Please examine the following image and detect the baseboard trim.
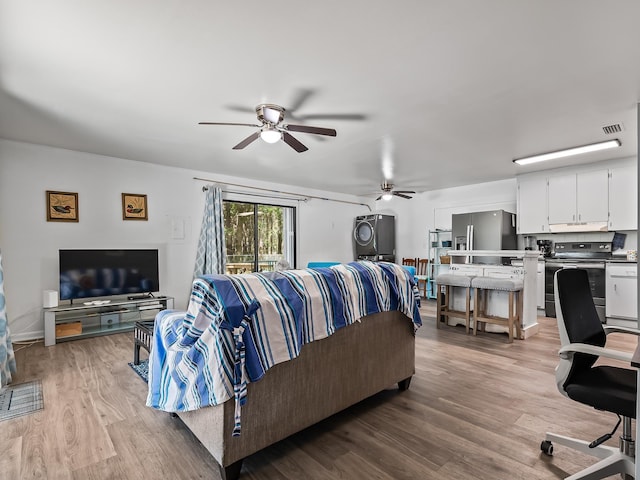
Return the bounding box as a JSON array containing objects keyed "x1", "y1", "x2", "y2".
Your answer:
[
  {"x1": 522, "y1": 322, "x2": 539, "y2": 339},
  {"x1": 10, "y1": 330, "x2": 44, "y2": 343}
]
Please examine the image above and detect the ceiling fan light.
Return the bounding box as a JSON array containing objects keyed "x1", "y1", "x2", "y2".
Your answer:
[
  {"x1": 382, "y1": 192, "x2": 393, "y2": 201},
  {"x1": 260, "y1": 128, "x2": 282, "y2": 144},
  {"x1": 263, "y1": 107, "x2": 281, "y2": 124}
]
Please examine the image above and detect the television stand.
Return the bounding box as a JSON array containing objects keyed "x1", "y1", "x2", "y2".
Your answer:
[
  {"x1": 43, "y1": 296, "x2": 173, "y2": 346},
  {"x1": 127, "y1": 293, "x2": 154, "y2": 300}
]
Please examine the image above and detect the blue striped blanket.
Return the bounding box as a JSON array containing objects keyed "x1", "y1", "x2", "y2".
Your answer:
[{"x1": 146, "y1": 261, "x2": 421, "y2": 434}]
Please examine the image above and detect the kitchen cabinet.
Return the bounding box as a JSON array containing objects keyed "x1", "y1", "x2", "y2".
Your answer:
[
  {"x1": 577, "y1": 170, "x2": 609, "y2": 223},
  {"x1": 547, "y1": 174, "x2": 576, "y2": 224},
  {"x1": 548, "y1": 170, "x2": 608, "y2": 225},
  {"x1": 606, "y1": 263, "x2": 637, "y2": 320},
  {"x1": 517, "y1": 176, "x2": 549, "y2": 234},
  {"x1": 608, "y1": 164, "x2": 637, "y2": 230}
]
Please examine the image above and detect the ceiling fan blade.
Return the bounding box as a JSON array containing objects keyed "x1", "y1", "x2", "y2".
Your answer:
[
  {"x1": 282, "y1": 132, "x2": 308, "y2": 152},
  {"x1": 394, "y1": 190, "x2": 416, "y2": 194},
  {"x1": 288, "y1": 88, "x2": 315, "y2": 112},
  {"x1": 375, "y1": 195, "x2": 383, "y2": 201},
  {"x1": 232, "y1": 132, "x2": 260, "y2": 150},
  {"x1": 199, "y1": 122, "x2": 261, "y2": 128},
  {"x1": 285, "y1": 124, "x2": 337, "y2": 137},
  {"x1": 295, "y1": 113, "x2": 368, "y2": 121},
  {"x1": 393, "y1": 192, "x2": 413, "y2": 199},
  {"x1": 224, "y1": 104, "x2": 256, "y2": 114}
]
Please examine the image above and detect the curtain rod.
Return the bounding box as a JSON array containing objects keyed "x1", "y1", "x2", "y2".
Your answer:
[
  {"x1": 194, "y1": 177, "x2": 372, "y2": 211},
  {"x1": 216, "y1": 189, "x2": 307, "y2": 202}
]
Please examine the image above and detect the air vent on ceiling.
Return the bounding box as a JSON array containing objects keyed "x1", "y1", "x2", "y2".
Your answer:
[{"x1": 602, "y1": 123, "x2": 624, "y2": 135}]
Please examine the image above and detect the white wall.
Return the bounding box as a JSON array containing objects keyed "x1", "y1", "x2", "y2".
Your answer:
[
  {"x1": 0, "y1": 139, "x2": 371, "y2": 340},
  {"x1": 4, "y1": 138, "x2": 633, "y2": 341}
]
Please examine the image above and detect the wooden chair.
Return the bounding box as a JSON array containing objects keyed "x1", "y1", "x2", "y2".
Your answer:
[
  {"x1": 402, "y1": 257, "x2": 417, "y2": 267},
  {"x1": 415, "y1": 258, "x2": 429, "y2": 297}
]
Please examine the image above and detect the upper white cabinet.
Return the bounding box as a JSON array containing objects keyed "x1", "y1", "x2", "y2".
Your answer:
[
  {"x1": 547, "y1": 169, "x2": 609, "y2": 226},
  {"x1": 517, "y1": 161, "x2": 635, "y2": 234},
  {"x1": 547, "y1": 173, "x2": 577, "y2": 224},
  {"x1": 517, "y1": 176, "x2": 548, "y2": 234},
  {"x1": 576, "y1": 170, "x2": 609, "y2": 223},
  {"x1": 608, "y1": 164, "x2": 637, "y2": 230}
]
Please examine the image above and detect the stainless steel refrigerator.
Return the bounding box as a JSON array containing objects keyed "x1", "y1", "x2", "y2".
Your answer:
[{"x1": 451, "y1": 210, "x2": 517, "y2": 264}]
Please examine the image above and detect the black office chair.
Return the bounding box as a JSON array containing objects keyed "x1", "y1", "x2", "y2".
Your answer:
[{"x1": 541, "y1": 268, "x2": 637, "y2": 479}]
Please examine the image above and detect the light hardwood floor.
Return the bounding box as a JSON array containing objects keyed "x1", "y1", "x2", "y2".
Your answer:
[{"x1": 3, "y1": 301, "x2": 636, "y2": 479}]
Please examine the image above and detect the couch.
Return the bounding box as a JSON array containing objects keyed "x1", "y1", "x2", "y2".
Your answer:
[
  {"x1": 146, "y1": 261, "x2": 420, "y2": 479},
  {"x1": 178, "y1": 309, "x2": 415, "y2": 479}
]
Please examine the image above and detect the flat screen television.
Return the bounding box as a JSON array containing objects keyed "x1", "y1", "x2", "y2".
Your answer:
[{"x1": 59, "y1": 249, "x2": 159, "y2": 301}]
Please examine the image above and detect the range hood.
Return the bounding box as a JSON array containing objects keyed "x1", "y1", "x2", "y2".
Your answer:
[{"x1": 548, "y1": 221, "x2": 608, "y2": 233}]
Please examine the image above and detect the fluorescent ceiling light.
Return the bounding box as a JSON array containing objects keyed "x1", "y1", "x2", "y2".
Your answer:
[
  {"x1": 513, "y1": 139, "x2": 621, "y2": 166},
  {"x1": 260, "y1": 128, "x2": 282, "y2": 144}
]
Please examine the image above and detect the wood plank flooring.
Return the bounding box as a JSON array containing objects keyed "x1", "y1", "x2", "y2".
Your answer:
[{"x1": 4, "y1": 301, "x2": 636, "y2": 479}]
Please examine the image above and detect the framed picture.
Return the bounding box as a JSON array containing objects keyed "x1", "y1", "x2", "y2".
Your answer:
[
  {"x1": 47, "y1": 191, "x2": 79, "y2": 222},
  {"x1": 122, "y1": 193, "x2": 148, "y2": 220}
]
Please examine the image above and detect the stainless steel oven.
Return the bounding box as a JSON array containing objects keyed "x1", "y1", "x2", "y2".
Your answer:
[
  {"x1": 545, "y1": 261, "x2": 606, "y2": 322},
  {"x1": 544, "y1": 242, "x2": 611, "y2": 323}
]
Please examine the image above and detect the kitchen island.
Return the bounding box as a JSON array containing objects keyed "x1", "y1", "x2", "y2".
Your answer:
[{"x1": 441, "y1": 250, "x2": 540, "y2": 338}]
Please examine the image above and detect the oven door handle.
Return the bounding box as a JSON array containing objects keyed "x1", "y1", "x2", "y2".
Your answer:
[{"x1": 546, "y1": 262, "x2": 605, "y2": 269}]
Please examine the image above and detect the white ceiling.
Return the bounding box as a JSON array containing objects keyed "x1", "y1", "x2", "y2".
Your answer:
[{"x1": 1, "y1": 1, "x2": 639, "y2": 198}]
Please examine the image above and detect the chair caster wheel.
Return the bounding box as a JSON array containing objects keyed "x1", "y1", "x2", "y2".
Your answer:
[{"x1": 540, "y1": 440, "x2": 553, "y2": 456}]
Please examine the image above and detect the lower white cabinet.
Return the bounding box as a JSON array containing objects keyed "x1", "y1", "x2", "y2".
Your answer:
[{"x1": 605, "y1": 263, "x2": 637, "y2": 321}]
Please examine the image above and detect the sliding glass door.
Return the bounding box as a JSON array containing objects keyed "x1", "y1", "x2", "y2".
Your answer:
[{"x1": 223, "y1": 201, "x2": 296, "y2": 274}]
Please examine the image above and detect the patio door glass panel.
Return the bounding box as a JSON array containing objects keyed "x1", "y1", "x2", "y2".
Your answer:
[
  {"x1": 224, "y1": 201, "x2": 295, "y2": 274},
  {"x1": 224, "y1": 202, "x2": 256, "y2": 274}
]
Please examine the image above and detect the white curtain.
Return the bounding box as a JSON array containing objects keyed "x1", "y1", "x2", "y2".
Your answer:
[
  {"x1": 0, "y1": 249, "x2": 17, "y2": 388},
  {"x1": 193, "y1": 186, "x2": 226, "y2": 276}
]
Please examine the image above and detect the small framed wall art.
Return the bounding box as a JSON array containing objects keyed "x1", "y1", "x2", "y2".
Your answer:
[
  {"x1": 122, "y1": 193, "x2": 148, "y2": 220},
  {"x1": 47, "y1": 191, "x2": 79, "y2": 222}
]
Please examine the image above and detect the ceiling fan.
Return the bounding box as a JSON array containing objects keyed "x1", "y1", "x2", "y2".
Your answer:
[
  {"x1": 376, "y1": 181, "x2": 416, "y2": 201},
  {"x1": 225, "y1": 88, "x2": 368, "y2": 123},
  {"x1": 199, "y1": 104, "x2": 337, "y2": 153}
]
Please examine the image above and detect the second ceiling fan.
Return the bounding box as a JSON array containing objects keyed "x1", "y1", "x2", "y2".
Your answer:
[
  {"x1": 376, "y1": 181, "x2": 415, "y2": 200},
  {"x1": 199, "y1": 104, "x2": 337, "y2": 153}
]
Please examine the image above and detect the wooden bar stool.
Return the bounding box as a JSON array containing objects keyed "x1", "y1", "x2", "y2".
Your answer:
[
  {"x1": 435, "y1": 273, "x2": 474, "y2": 333},
  {"x1": 471, "y1": 277, "x2": 523, "y2": 343}
]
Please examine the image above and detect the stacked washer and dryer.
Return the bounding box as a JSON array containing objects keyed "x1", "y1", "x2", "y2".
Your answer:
[{"x1": 352, "y1": 214, "x2": 396, "y2": 262}]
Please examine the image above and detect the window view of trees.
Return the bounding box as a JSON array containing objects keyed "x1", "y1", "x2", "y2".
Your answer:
[{"x1": 223, "y1": 201, "x2": 294, "y2": 274}]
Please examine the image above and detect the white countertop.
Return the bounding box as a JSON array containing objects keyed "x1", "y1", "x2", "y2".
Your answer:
[{"x1": 446, "y1": 250, "x2": 541, "y2": 259}]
